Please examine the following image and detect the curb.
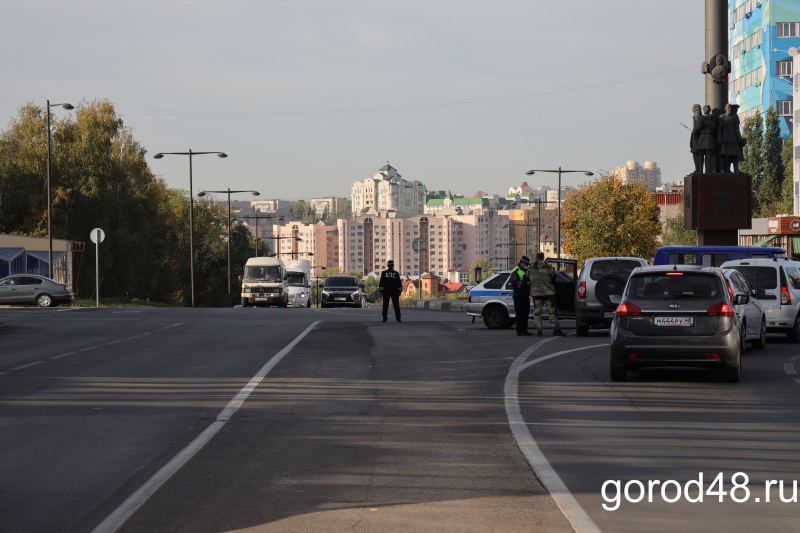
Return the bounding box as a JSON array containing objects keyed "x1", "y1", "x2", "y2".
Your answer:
[{"x1": 414, "y1": 300, "x2": 468, "y2": 312}]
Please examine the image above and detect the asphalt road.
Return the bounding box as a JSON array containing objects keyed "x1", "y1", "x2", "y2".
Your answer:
[{"x1": 1, "y1": 306, "x2": 800, "y2": 533}]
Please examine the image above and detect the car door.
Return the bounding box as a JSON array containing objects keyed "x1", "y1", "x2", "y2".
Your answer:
[
  {"x1": 15, "y1": 276, "x2": 42, "y2": 303},
  {"x1": 546, "y1": 259, "x2": 577, "y2": 316},
  {"x1": 0, "y1": 276, "x2": 21, "y2": 303},
  {"x1": 729, "y1": 271, "x2": 759, "y2": 339}
]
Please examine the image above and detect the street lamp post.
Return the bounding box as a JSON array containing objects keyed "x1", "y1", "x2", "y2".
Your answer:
[
  {"x1": 46, "y1": 100, "x2": 74, "y2": 279},
  {"x1": 312, "y1": 266, "x2": 327, "y2": 307},
  {"x1": 153, "y1": 150, "x2": 227, "y2": 307},
  {"x1": 525, "y1": 167, "x2": 594, "y2": 258},
  {"x1": 198, "y1": 188, "x2": 260, "y2": 306}
]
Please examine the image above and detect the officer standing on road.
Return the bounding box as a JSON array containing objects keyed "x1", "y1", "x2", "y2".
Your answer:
[
  {"x1": 526, "y1": 251, "x2": 566, "y2": 337},
  {"x1": 379, "y1": 259, "x2": 402, "y2": 322},
  {"x1": 511, "y1": 255, "x2": 532, "y2": 336}
]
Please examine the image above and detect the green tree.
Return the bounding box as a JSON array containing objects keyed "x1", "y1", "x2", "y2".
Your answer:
[
  {"x1": 561, "y1": 173, "x2": 661, "y2": 267},
  {"x1": 740, "y1": 115, "x2": 764, "y2": 188},
  {"x1": 661, "y1": 210, "x2": 697, "y2": 246},
  {"x1": 781, "y1": 132, "x2": 794, "y2": 215},
  {"x1": 756, "y1": 106, "x2": 786, "y2": 217},
  {"x1": 469, "y1": 257, "x2": 497, "y2": 285}
]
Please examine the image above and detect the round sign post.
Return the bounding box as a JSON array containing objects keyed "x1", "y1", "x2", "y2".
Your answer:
[{"x1": 90, "y1": 228, "x2": 105, "y2": 307}]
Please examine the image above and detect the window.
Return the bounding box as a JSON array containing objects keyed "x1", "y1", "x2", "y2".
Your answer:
[
  {"x1": 777, "y1": 60, "x2": 793, "y2": 77},
  {"x1": 777, "y1": 100, "x2": 793, "y2": 117},
  {"x1": 777, "y1": 22, "x2": 800, "y2": 38}
]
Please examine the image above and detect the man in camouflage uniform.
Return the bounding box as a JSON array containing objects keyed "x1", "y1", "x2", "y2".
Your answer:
[{"x1": 525, "y1": 252, "x2": 567, "y2": 337}]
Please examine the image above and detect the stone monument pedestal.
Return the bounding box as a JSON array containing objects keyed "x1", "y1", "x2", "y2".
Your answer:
[{"x1": 684, "y1": 173, "x2": 752, "y2": 246}]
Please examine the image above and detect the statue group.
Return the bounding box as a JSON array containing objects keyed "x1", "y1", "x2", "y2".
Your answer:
[{"x1": 690, "y1": 103, "x2": 746, "y2": 174}]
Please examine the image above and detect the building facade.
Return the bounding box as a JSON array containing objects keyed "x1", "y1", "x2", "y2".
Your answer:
[
  {"x1": 351, "y1": 164, "x2": 426, "y2": 215},
  {"x1": 729, "y1": 0, "x2": 800, "y2": 133},
  {"x1": 612, "y1": 161, "x2": 662, "y2": 191}
]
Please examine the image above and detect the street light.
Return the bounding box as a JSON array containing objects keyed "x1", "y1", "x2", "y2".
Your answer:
[
  {"x1": 197, "y1": 188, "x2": 260, "y2": 306},
  {"x1": 312, "y1": 266, "x2": 327, "y2": 307},
  {"x1": 153, "y1": 150, "x2": 228, "y2": 307},
  {"x1": 525, "y1": 168, "x2": 594, "y2": 258},
  {"x1": 46, "y1": 100, "x2": 74, "y2": 279}
]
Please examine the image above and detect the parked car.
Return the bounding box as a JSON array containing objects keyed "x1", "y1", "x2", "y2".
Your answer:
[
  {"x1": 609, "y1": 265, "x2": 744, "y2": 383},
  {"x1": 320, "y1": 276, "x2": 365, "y2": 308},
  {"x1": 721, "y1": 257, "x2": 800, "y2": 342},
  {"x1": 722, "y1": 267, "x2": 767, "y2": 349},
  {"x1": 575, "y1": 257, "x2": 648, "y2": 336},
  {"x1": 466, "y1": 259, "x2": 577, "y2": 329},
  {"x1": 0, "y1": 275, "x2": 74, "y2": 307}
]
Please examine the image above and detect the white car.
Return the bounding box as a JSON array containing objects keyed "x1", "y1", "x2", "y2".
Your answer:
[{"x1": 722, "y1": 267, "x2": 767, "y2": 349}]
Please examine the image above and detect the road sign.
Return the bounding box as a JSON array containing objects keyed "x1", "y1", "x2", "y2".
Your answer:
[
  {"x1": 412, "y1": 238, "x2": 427, "y2": 253},
  {"x1": 90, "y1": 228, "x2": 105, "y2": 244}
]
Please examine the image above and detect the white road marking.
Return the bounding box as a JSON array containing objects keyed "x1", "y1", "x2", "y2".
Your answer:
[
  {"x1": 91, "y1": 321, "x2": 321, "y2": 533},
  {"x1": 50, "y1": 352, "x2": 76, "y2": 360},
  {"x1": 784, "y1": 363, "x2": 797, "y2": 375},
  {"x1": 11, "y1": 361, "x2": 44, "y2": 370},
  {"x1": 505, "y1": 340, "x2": 606, "y2": 533}
]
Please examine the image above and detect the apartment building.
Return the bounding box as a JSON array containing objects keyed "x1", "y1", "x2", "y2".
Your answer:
[
  {"x1": 612, "y1": 161, "x2": 662, "y2": 191},
  {"x1": 351, "y1": 164, "x2": 426, "y2": 215}
]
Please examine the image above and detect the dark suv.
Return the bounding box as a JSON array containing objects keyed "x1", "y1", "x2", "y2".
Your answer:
[
  {"x1": 575, "y1": 257, "x2": 648, "y2": 336},
  {"x1": 320, "y1": 276, "x2": 365, "y2": 308}
]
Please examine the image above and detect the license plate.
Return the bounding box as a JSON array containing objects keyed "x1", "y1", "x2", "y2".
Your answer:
[
  {"x1": 603, "y1": 312, "x2": 615, "y2": 318},
  {"x1": 335, "y1": 297, "x2": 346, "y2": 301},
  {"x1": 255, "y1": 297, "x2": 271, "y2": 302},
  {"x1": 654, "y1": 316, "x2": 694, "y2": 327}
]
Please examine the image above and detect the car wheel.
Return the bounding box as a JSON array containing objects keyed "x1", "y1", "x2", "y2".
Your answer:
[
  {"x1": 306, "y1": 299, "x2": 311, "y2": 308},
  {"x1": 241, "y1": 297, "x2": 249, "y2": 308},
  {"x1": 36, "y1": 293, "x2": 53, "y2": 307},
  {"x1": 751, "y1": 317, "x2": 767, "y2": 349},
  {"x1": 482, "y1": 305, "x2": 509, "y2": 329},
  {"x1": 595, "y1": 275, "x2": 625, "y2": 307},
  {"x1": 610, "y1": 365, "x2": 627, "y2": 382},
  {"x1": 724, "y1": 357, "x2": 741, "y2": 383},
  {"x1": 789, "y1": 316, "x2": 800, "y2": 343},
  {"x1": 576, "y1": 323, "x2": 589, "y2": 337}
]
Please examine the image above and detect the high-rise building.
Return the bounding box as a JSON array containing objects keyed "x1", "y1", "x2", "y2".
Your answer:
[
  {"x1": 729, "y1": 0, "x2": 800, "y2": 134},
  {"x1": 612, "y1": 161, "x2": 662, "y2": 191},
  {"x1": 351, "y1": 163, "x2": 426, "y2": 215}
]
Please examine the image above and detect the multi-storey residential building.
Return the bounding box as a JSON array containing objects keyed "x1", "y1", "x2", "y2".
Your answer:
[
  {"x1": 351, "y1": 164, "x2": 426, "y2": 215},
  {"x1": 794, "y1": 48, "x2": 800, "y2": 214},
  {"x1": 309, "y1": 197, "x2": 350, "y2": 217},
  {"x1": 336, "y1": 211, "x2": 509, "y2": 277},
  {"x1": 251, "y1": 199, "x2": 290, "y2": 213},
  {"x1": 730, "y1": 0, "x2": 800, "y2": 133},
  {"x1": 612, "y1": 161, "x2": 662, "y2": 191}
]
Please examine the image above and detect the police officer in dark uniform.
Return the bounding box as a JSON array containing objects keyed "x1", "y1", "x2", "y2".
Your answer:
[
  {"x1": 511, "y1": 255, "x2": 532, "y2": 336},
  {"x1": 379, "y1": 259, "x2": 402, "y2": 322}
]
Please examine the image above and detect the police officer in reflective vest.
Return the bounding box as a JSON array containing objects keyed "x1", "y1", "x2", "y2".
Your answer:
[
  {"x1": 379, "y1": 259, "x2": 402, "y2": 322},
  {"x1": 511, "y1": 255, "x2": 532, "y2": 336}
]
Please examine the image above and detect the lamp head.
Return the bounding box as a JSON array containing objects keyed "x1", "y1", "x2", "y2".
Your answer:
[
  {"x1": 197, "y1": 191, "x2": 207, "y2": 197},
  {"x1": 62, "y1": 103, "x2": 74, "y2": 110},
  {"x1": 217, "y1": 153, "x2": 228, "y2": 158},
  {"x1": 252, "y1": 191, "x2": 260, "y2": 196},
  {"x1": 584, "y1": 171, "x2": 594, "y2": 176},
  {"x1": 525, "y1": 170, "x2": 535, "y2": 175},
  {"x1": 153, "y1": 153, "x2": 164, "y2": 159}
]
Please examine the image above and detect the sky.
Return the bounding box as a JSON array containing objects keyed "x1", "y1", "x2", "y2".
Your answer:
[{"x1": 1, "y1": 0, "x2": 707, "y2": 202}]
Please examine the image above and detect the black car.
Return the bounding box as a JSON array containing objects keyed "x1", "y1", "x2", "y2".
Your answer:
[
  {"x1": 320, "y1": 276, "x2": 365, "y2": 308},
  {"x1": 0, "y1": 275, "x2": 74, "y2": 307}
]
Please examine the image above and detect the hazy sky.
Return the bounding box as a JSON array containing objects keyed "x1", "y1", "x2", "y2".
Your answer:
[{"x1": 1, "y1": 0, "x2": 706, "y2": 202}]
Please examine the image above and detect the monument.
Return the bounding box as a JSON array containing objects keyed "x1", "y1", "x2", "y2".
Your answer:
[{"x1": 684, "y1": 0, "x2": 752, "y2": 245}]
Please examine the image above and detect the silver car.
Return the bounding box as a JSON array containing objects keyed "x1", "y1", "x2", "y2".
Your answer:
[
  {"x1": 575, "y1": 257, "x2": 648, "y2": 336},
  {"x1": 610, "y1": 265, "x2": 744, "y2": 383},
  {"x1": 721, "y1": 257, "x2": 800, "y2": 342},
  {"x1": 0, "y1": 275, "x2": 74, "y2": 307},
  {"x1": 722, "y1": 267, "x2": 767, "y2": 349}
]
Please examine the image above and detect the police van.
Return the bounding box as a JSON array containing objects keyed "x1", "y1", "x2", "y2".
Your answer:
[{"x1": 466, "y1": 259, "x2": 576, "y2": 329}]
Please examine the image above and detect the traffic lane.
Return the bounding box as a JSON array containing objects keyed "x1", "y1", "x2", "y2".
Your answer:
[
  {"x1": 0, "y1": 308, "x2": 321, "y2": 533},
  {"x1": 516, "y1": 335, "x2": 800, "y2": 532},
  {"x1": 117, "y1": 315, "x2": 574, "y2": 533}
]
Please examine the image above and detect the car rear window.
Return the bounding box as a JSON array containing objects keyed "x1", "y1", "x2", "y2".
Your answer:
[
  {"x1": 724, "y1": 266, "x2": 778, "y2": 290},
  {"x1": 483, "y1": 273, "x2": 510, "y2": 289},
  {"x1": 628, "y1": 273, "x2": 722, "y2": 299},
  {"x1": 589, "y1": 260, "x2": 642, "y2": 280}
]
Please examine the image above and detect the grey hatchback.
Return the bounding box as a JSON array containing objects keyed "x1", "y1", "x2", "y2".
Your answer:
[
  {"x1": 610, "y1": 265, "x2": 745, "y2": 383},
  {"x1": 0, "y1": 275, "x2": 74, "y2": 307}
]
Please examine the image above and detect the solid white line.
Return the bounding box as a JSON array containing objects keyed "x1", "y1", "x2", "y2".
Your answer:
[
  {"x1": 784, "y1": 363, "x2": 797, "y2": 375},
  {"x1": 50, "y1": 352, "x2": 76, "y2": 360},
  {"x1": 91, "y1": 320, "x2": 321, "y2": 533},
  {"x1": 505, "y1": 341, "x2": 607, "y2": 533},
  {"x1": 11, "y1": 361, "x2": 44, "y2": 370},
  {"x1": 794, "y1": 378, "x2": 800, "y2": 386}
]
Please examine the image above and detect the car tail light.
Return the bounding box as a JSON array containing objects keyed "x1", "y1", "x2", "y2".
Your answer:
[
  {"x1": 578, "y1": 281, "x2": 586, "y2": 299},
  {"x1": 781, "y1": 286, "x2": 791, "y2": 305},
  {"x1": 705, "y1": 354, "x2": 721, "y2": 360},
  {"x1": 628, "y1": 354, "x2": 642, "y2": 359},
  {"x1": 706, "y1": 302, "x2": 734, "y2": 317},
  {"x1": 616, "y1": 302, "x2": 641, "y2": 317},
  {"x1": 726, "y1": 281, "x2": 734, "y2": 299}
]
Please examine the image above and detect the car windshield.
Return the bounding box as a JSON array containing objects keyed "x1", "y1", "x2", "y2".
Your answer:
[
  {"x1": 287, "y1": 274, "x2": 305, "y2": 286},
  {"x1": 325, "y1": 276, "x2": 358, "y2": 288},
  {"x1": 245, "y1": 265, "x2": 282, "y2": 282},
  {"x1": 723, "y1": 266, "x2": 778, "y2": 290},
  {"x1": 589, "y1": 260, "x2": 642, "y2": 280},
  {"x1": 627, "y1": 272, "x2": 722, "y2": 299}
]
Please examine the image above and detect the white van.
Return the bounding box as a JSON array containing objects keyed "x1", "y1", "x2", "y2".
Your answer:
[
  {"x1": 284, "y1": 259, "x2": 311, "y2": 308},
  {"x1": 241, "y1": 257, "x2": 289, "y2": 307}
]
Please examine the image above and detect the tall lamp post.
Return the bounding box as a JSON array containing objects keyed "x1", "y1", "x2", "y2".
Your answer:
[
  {"x1": 153, "y1": 150, "x2": 227, "y2": 307},
  {"x1": 198, "y1": 188, "x2": 260, "y2": 306},
  {"x1": 312, "y1": 266, "x2": 327, "y2": 307},
  {"x1": 525, "y1": 168, "x2": 594, "y2": 258},
  {"x1": 46, "y1": 100, "x2": 74, "y2": 279}
]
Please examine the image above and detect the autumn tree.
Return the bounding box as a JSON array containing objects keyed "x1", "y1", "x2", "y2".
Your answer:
[
  {"x1": 561, "y1": 173, "x2": 661, "y2": 267},
  {"x1": 661, "y1": 210, "x2": 697, "y2": 246},
  {"x1": 469, "y1": 257, "x2": 497, "y2": 285}
]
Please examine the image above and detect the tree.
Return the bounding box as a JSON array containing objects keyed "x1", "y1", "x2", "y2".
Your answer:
[
  {"x1": 661, "y1": 210, "x2": 697, "y2": 246},
  {"x1": 757, "y1": 106, "x2": 786, "y2": 217},
  {"x1": 561, "y1": 173, "x2": 661, "y2": 267},
  {"x1": 781, "y1": 132, "x2": 794, "y2": 215},
  {"x1": 469, "y1": 257, "x2": 497, "y2": 285}
]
